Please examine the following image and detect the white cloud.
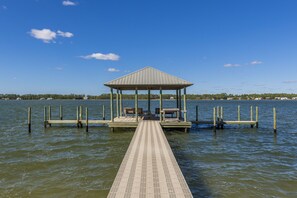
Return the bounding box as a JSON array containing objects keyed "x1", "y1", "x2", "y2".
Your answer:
[
  {"x1": 62, "y1": 0, "x2": 77, "y2": 6},
  {"x1": 30, "y1": 28, "x2": 74, "y2": 43},
  {"x1": 250, "y1": 60, "x2": 263, "y2": 65},
  {"x1": 57, "y1": 30, "x2": 73, "y2": 38},
  {"x1": 108, "y1": 68, "x2": 120, "y2": 72},
  {"x1": 2, "y1": 5, "x2": 7, "y2": 10},
  {"x1": 82, "y1": 53, "x2": 120, "y2": 61},
  {"x1": 30, "y1": 29, "x2": 56, "y2": 43},
  {"x1": 224, "y1": 63, "x2": 241, "y2": 67},
  {"x1": 283, "y1": 80, "x2": 297, "y2": 84},
  {"x1": 55, "y1": 67, "x2": 63, "y2": 71}
]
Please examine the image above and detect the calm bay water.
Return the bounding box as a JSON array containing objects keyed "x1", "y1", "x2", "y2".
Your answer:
[{"x1": 0, "y1": 100, "x2": 297, "y2": 197}]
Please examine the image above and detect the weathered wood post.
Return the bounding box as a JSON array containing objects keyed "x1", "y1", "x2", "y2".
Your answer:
[
  {"x1": 48, "y1": 106, "x2": 51, "y2": 127},
  {"x1": 120, "y1": 90, "x2": 123, "y2": 117},
  {"x1": 183, "y1": 88, "x2": 187, "y2": 122},
  {"x1": 179, "y1": 89, "x2": 182, "y2": 119},
  {"x1": 76, "y1": 106, "x2": 79, "y2": 128},
  {"x1": 86, "y1": 107, "x2": 89, "y2": 132},
  {"x1": 135, "y1": 89, "x2": 138, "y2": 122},
  {"x1": 60, "y1": 105, "x2": 63, "y2": 120},
  {"x1": 28, "y1": 107, "x2": 31, "y2": 133},
  {"x1": 160, "y1": 89, "x2": 163, "y2": 121},
  {"x1": 238, "y1": 105, "x2": 240, "y2": 121},
  {"x1": 213, "y1": 107, "x2": 216, "y2": 132},
  {"x1": 196, "y1": 105, "x2": 198, "y2": 122},
  {"x1": 250, "y1": 106, "x2": 254, "y2": 128},
  {"x1": 110, "y1": 88, "x2": 114, "y2": 122},
  {"x1": 256, "y1": 106, "x2": 259, "y2": 128},
  {"x1": 273, "y1": 108, "x2": 277, "y2": 133},
  {"x1": 116, "y1": 89, "x2": 119, "y2": 118},
  {"x1": 79, "y1": 106, "x2": 83, "y2": 128},
  {"x1": 220, "y1": 106, "x2": 224, "y2": 129},
  {"x1": 102, "y1": 105, "x2": 105, "y2": 120},
  {"x1": 148, "y1": 89, "x2": 151, "y2": 115},
  {"x1": 44, "y1": 106, "x2": 47, "y2": 128}
]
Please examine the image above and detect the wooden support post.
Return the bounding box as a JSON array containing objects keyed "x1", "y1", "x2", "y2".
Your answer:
[
  {"x1": 48, "y1": 106, "x2": 51, "y2": 127},
  {"x1": 60, "y1": 105, "x2": 63, "y2": 120},
  {"x1": 273, "y1": 108, "x2": 277, "y2": 133},
  {"x1": 256, "y1": 106, "x2": 259, "y2": 128},
  {"x1": 135, "y1": 89, "x2": 138, "y2": 122},
  {"x1": 196, "y1": 105, "x2": 198, "y2": 122},
  {"x1": 213, "y1": 107, "x2": 216, "y2": 132},
  {"x1": 183, "y1": 88, "x2": 187, "y2": 122},
  {"x1": 250, "y1": 106, "x2": 254, "y2": 128},
  {"x1": 44, "y1": 106, "x2": 47, "y2": 128},
  {"x1": 116, "y1": 89, "x2": 119, "y2": 118},
  {"x1": 220, "y1": 106, "x2": 224, "y2": 129},
  {"x1": 28, "y1": 107, "x2": 31, "y2": 133},
  {"x1": 237, "y1": 105, "x2": 240, "y2": 121},
  {"x1": 102, "y1": 105, "x2": 105, "y2": 120},
  {"x1": 120, "y1": 90, "x2": 122, "y2": 117},
  {"x1": 76, "y1": 106, "x2": 79, "y2": 128},
  {"x1": 176, "y1": 90, "x2": 179, "y2": 108},
  {"x1": 110, "y1": 88, "x2": 114, "y2": 122},
  {"x1": 86, "y1": 107, "x2": 89, "y2": 132},
  {"x1": 160, "y1": 89, "x2": 163, "y2": 121},
  {"x1": 179, "y1": 89, "x2": 182, "y2": 119},
  {"x1": 79, "y1": 106, "x2": 83, "y2": 128},
  {"x1": 148, "y1": 90, "x2": 151, "y2": 115}
]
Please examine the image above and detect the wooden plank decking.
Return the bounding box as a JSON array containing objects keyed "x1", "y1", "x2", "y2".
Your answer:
[{"x1": 108, "y1": 120, "x2": 193, "y2": 198}]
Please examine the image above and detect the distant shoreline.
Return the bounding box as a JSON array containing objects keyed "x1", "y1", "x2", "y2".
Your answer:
[{"x1": 1, "y1": 93, "x2": 297, "y2": 101}]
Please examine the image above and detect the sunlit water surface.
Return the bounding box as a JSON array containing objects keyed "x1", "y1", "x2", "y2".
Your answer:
[{"x1": 0, "y1": 100, "x2": 296, "y2": 197}]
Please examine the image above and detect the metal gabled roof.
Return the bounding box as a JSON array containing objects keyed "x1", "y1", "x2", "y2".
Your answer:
[{"x1": 104, "y1": 66, "x2": 193, "y2": 90}]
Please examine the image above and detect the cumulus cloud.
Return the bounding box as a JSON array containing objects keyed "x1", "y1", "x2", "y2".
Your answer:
[
  {"x1": 57, "y1": 30, "x2": 73, "y2": 38},
  {"x1": 250, "y1": 60, "x2": 263, "y2": 65},
  {"x1": 82, "y1": 53, "x2": 120, "y2": 61},
  {"x1": 108, "y1": 68, "x2": 120, "y2": 72},
  {"x1": 62, "y1": 0, "x2": 77, "y2": 6},
  {"x1": 30, "y1": 28, "x2": 73, "y2": 43},
  {"x1": 30, "y1": 29, "x2": 57, "y2": 43},
  {"x1": 224, "y1": 63, "x2": 241, "y2": 67}
]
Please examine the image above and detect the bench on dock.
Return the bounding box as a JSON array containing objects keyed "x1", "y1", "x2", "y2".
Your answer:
[{"x1": 123, "y1": 107, "x2": 143, "y2": 117}]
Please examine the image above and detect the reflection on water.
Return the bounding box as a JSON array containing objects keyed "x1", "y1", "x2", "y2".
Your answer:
[{"x1": 0, "y1": 100, "x2": 297, "y2": 197}]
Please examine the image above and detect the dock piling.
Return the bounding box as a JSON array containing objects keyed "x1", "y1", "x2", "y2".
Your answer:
[
  {"x1": 250, "y1": 106, "x2": 253, "y2": 128},
  {"x1": 60, "y1": 105, "x2": 63, "y2": 120},
  {"x1": 86, "y1": 107, "x2": 89, "y2": 132},
  {"x1": 273, "y1": 108, "x2": 277, "y2": 133},
  {"x1": 256, "y1": 106, "x2": 259, "y2": 128},
  {"x1": 213, "y1": 107, "x2": 216, "y2": 132},
  {"x1": 76, "y1": 106, "x2": 79, "y2": 128},
  {"x1": 44, "y1": 106, "x2": 47, "y2": 128},
  {"x1": 220, "y1": 106, "x2": 224, "y2": 129},
  {"x1": 102, "y1": 105, "x2": 105, "y2": 120},
  {"x1": 196, "y1": 105, "x2": 198, "y2": 122},
  {"x1": 79, "y1": 106, "x2": 83, "y2": 128},
  {"x1": 28, "y1": 107, "x2": 31, "y2": 133},
  {"x1": 48, "y1": 106, "x2": 51, "y2": 127},
  {"x1": 238, "y1": 105, "x2": 240, "y2": 121}
]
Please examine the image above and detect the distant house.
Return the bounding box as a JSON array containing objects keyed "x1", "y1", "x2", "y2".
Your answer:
[
  {"x1": 227, "y1": 97, "x2": 233, "y2": 100},
  {"x1": 254, "y1": 97, "x2": 262, "y2": 100},
  {"x1": 292, "y1": 97, "x2": 297, "y2": 100}
]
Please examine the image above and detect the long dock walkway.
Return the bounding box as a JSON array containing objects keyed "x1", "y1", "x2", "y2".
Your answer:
[{"x1": 108, "y1": 120, "x2": 193, "y2": 198}]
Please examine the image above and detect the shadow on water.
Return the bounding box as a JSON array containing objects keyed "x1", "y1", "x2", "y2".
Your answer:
[{"x1": 165, "y1": 129, "x2": 214, "y2": 198}]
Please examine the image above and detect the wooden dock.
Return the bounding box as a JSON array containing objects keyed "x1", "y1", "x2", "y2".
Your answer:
[{"x1": 108, "y1": 120, "x2": 193, "y2": 198}]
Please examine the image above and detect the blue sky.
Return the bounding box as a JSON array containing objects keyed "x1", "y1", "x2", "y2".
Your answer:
[{"x1": 1, "y1": 0, "x2": 297, "y2": 95}]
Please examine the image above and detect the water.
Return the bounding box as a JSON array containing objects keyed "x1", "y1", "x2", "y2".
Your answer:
[{"x1": 0, "y1": 100, "x2": 297, "y2": 197}]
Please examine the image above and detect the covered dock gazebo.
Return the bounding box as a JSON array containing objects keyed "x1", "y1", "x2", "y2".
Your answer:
[{"x1": 104, "y1": 67, "x2": 193, "y2": 126}]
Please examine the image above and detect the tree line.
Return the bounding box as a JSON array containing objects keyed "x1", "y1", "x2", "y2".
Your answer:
[{"x1": 1, "y1": 93, "x2": 297, "y2": 100}]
